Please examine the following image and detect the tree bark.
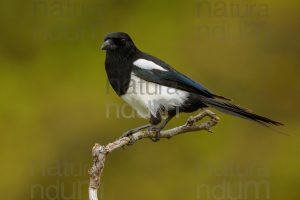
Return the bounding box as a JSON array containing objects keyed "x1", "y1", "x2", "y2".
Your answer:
[{"x1": 88, "y1": 109, "x2": 220, "y2": 200}]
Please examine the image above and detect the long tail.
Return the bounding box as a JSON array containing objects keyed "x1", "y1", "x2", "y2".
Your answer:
[{"x1": 201, "y1": 97, "x2": 283, "y2": 126}]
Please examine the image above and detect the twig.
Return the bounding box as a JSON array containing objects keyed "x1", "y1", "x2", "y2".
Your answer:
[{"x1": 88, "y1": 109, "x2": 219, "y2": 200}]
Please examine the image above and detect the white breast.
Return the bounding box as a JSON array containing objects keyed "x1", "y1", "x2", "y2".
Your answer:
[{"x1": 121, "y1": 74, "x2": 189, "y2": 118}]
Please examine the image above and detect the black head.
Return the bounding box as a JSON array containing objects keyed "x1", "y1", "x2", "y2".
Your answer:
[{"x1": 101, "y1": 32, "x2": 137, "y2": 54}]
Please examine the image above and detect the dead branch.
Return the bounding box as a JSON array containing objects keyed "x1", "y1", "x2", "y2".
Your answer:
[{"x1": 88, "y1": 109, "x2": 219, "y2": 200}]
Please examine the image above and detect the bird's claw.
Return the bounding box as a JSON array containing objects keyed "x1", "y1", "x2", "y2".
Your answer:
[
  {"x1": 120, "y1": 130, "x2": 136, "y2": 148},
  {"x1": 148, "y1": 126, "x2": 161, "y2": 142},
  {"x1": 120, "y1": 130, "x2": 134, "y2": 139}
]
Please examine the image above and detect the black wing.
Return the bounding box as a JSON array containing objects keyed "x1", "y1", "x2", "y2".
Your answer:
[{"x1": 132, "y1": 61, "x2": 229, "y2": 100}]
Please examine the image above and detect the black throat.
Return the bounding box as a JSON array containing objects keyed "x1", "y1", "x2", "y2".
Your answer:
[{"x1": 105, "y1": 48, "x2": 139, "y2": 96}]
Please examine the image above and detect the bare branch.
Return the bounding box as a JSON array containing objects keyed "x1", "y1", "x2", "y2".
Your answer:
[{"x1": 88, "y1": 109, "x2": 220, "y2": 200}]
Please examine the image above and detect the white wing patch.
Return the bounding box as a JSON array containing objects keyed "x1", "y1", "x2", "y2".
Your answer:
[
  {"x1": 121, "y1": 73, "x2": 188, "y2": 118},
  {"x1": 133, "y1": 59, "x2": 168, "y2": 71}
]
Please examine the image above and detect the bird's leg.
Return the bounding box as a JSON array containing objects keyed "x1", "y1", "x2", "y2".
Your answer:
[
  {"x1": 149, "y1": 113, "x2": 175, "y2": 142},
  {"x1": 147, "y1": 113, "x2": 162, "y2": 141},
  {"x1": 121, "y1": 123, "x2": 152, "y2": 138},
  {"x1": 121, "y1": 113, "x2": 162, "y2": 138}
]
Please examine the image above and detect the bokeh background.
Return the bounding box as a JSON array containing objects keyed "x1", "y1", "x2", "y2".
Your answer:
[{"x1": 1, "y1": 0, "x2": 299, "y2": 199}]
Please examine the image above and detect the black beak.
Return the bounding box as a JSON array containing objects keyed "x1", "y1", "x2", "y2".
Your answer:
[{"x1": 101, "y1": 39, "x2": 116, "y2": 50}]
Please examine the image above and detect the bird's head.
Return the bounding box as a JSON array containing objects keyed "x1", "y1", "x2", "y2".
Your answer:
[{"x1": 101, "y1": 32, "x2": 136, "y2": 54}]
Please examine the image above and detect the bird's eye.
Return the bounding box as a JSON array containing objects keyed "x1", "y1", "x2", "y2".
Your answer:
[{"x1": 121, "y1": 39, "x2": 126, "y2": 43}]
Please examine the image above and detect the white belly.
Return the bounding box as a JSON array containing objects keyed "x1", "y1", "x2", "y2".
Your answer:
[{"x1": 121, "y1": 74, "x2": 189, "y2": 118}]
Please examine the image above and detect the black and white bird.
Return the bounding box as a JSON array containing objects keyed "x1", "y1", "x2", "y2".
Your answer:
[{"x1": 101, "y1": 32, "x2": 283, "y2": 140}]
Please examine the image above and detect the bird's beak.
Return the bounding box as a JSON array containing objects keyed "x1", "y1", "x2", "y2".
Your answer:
[{"x1": 101, "y1": 39, "x2": 116, "y2": 50}]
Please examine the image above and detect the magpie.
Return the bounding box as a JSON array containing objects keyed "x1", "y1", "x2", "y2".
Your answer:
[{"x1": 101, "y1": 32, "x2": 283, "y2": 141}]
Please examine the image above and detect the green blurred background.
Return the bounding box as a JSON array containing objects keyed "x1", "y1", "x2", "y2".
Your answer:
[{"x1": 1, "y1": 0, "x2": 299, "y2": 199}]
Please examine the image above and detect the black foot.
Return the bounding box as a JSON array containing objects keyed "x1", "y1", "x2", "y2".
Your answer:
[
  {"x1": 120, "y1": 124, "x2": 152, "y2": 139},
  {"x1": 148, "y1": 126, "x2": 161, "y2": 142},
  {"x1": 120, "y1": 130, "x2": 134, "y2": 138}
]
